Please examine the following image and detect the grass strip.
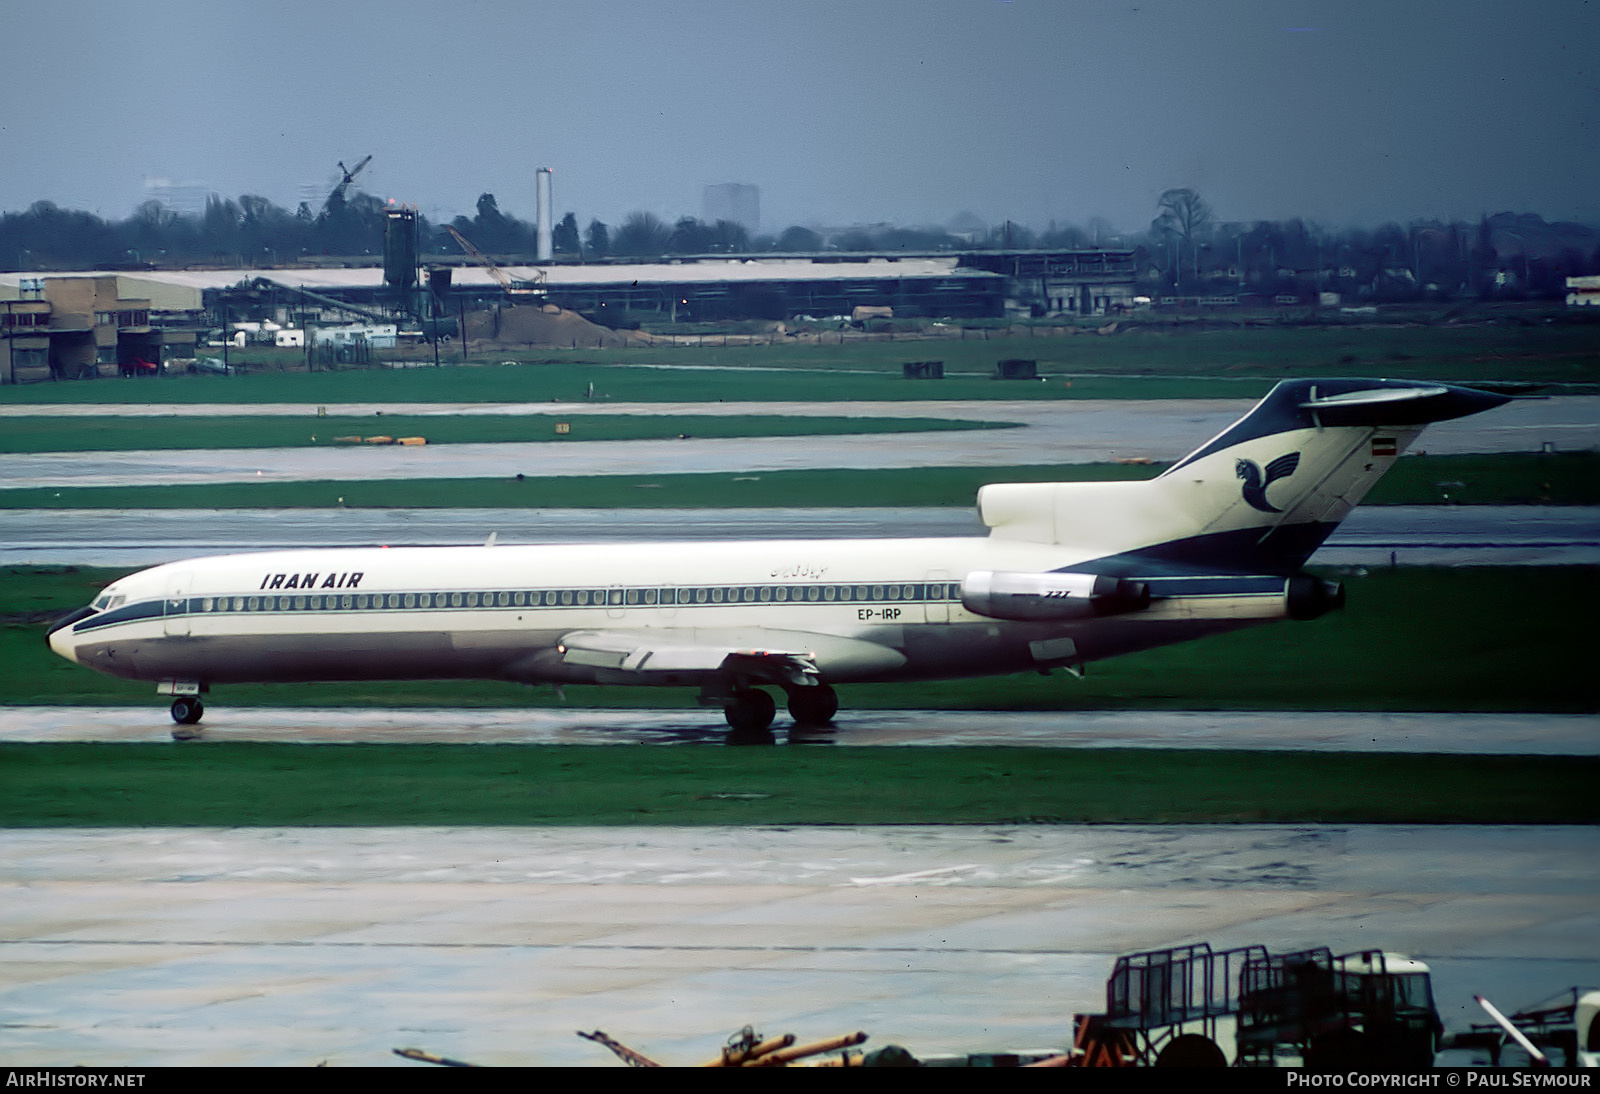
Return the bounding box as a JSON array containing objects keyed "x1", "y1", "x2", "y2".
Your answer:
[
  {"x1": 1, "y1": 453, "x2": 1594, "y2": 510},
  {"x1": 0, "y1": 743, "x2": 1591, "y2": 827},
  {"x1": 0, "y1": 414, "x2": 997, "y2": 454},
  {"x1": 6, "y1": 567, "x2": 1595, "y2": 713},
  {"x1": 2, "y1": 322, "x2": 1595, "y2": 406}
]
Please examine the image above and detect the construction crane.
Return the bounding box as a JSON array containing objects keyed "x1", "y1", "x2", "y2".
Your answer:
[
  {"x1": 321, "y1": 155, "x2": 372, "y2": 218},
  {"x1": 444, "y1": 225, "x2": 545, "y2": 296}
]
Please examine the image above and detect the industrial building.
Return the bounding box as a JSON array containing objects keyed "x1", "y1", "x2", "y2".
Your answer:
[
  {"x1": 0, "y1": 275, "x2": 198, "y2": 383},
  {"x1": 960, "y1": 249, "x2": 1140, "y2": 315},
  {"x1": 0, "y1": 245, "x2": 1139, "y2": 380}
]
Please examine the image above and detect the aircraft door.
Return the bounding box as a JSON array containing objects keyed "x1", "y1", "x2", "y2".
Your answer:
[
  {"x1": 163, "y1": 573, "x2": 192, "y2": 636},
  {"x1": 925, "y1": 570, "x2": 950, "y2": 624}
]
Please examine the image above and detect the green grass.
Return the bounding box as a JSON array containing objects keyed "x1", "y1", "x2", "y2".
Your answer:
[
  {"x1": 2, "y1": 452, "x2": 1594, "y2": 510},
  {"x1": 8, "y1": 566, "x2": 1596, "y2": 713},
  {"x1": 3, "y1": 321, "x2": 1594, "y2": 406},
  {"x1": 0, "y1": 744, "x2": 1591, "y2": 826},
  {"x1": 0, "y1": 413, "x2": 998, "y2": 454}
]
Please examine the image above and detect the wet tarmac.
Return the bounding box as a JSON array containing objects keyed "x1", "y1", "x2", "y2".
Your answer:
[
  {"x1": 2, "y1": 824, "x2": 1595, "y2": 1066},
  {"x1": 2, "y1": 705, "x2": 1594, "y2": 755},
  {"x1": 3, "y1": 396, "x2": 1595, "y2": 489}
]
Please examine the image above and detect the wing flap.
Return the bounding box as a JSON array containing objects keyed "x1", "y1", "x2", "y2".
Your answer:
[{"x1": 556, "y1": 628, "x2": 904, "y2": 684}]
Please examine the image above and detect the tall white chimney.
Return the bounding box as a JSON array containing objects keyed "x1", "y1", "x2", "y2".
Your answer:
[{"x1": 535, "y1": 167, "x2": 553, "y2": 262}]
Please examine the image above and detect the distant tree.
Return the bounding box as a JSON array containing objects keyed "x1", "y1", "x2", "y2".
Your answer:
[
  {"x1": 833, "y1": 229, "x2": 874, "y2": 253},
  {"x1": 124, "y1": 200, "x2": 176, "y2": 256},
  {"x1": 470, "y1": 192, "x2": 526, "y2": 254},
  {"x1": 1153, "y1": 188, "x2": 1213, "y2": 243},
  {"x1": 1039, "y1": 222, "x2": 1091, "y2": 249},
  {"x1": 612, "y1": 212, "x2": 671, "y2": 257},
  {"x1": 876, "y1": 225, "x2": 960, "y2": 251},
  {"x1": 669, "y1": 216, "x2": 714, "y2": 254},
  {"x1": 585, "y1": 219, "x2": 610, "y2": 259},
  {"x1": 706, "y1": 219, "x2": 749, "y2": 253},
  {"x1": 775, "y1": 225, "x2": 822, "y2": 252},
  {"x1": 1473, "y1": 214, "x2": 1498, "y2": 296},
  {"x1": 237, "y1": 194, "x2": 300, "y2": 266},
  {"x1": 1152, "y1": 188, "x2": 1213, "y2": 291},
  {"x1": 552, "y1": 212, "x2": 580, "y2": 255},
  {"x1": 987, "y1": 221, "x2": 1036, "y2": 249},
  {"x1": 1241, "y1": 220, "x2": 1288, "y2": 292},
  {"x1": 201, "y1": 195, "x2": 243, "y2": 261}
]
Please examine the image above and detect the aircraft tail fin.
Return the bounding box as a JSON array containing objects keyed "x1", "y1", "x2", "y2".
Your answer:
[{"x1": 978, "y1": 378, "x2": 1512, "y2": 573}]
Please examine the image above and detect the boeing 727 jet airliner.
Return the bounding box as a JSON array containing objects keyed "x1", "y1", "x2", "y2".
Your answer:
[{"x1": 47, "y1": 378, "x2": 1510, "y2": 738}]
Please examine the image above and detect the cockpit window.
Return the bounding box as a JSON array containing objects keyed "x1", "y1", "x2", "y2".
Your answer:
[{"x1": 91, "y1": 594, "x2": 125, "y2": 612}]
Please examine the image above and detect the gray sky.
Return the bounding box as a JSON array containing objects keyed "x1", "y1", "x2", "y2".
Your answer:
[{"x1": 4, "y1": 0, "x2": 1597, "y2": 234}]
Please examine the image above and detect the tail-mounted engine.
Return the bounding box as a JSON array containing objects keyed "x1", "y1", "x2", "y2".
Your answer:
[
  {"x1": 961, "y1": 571, "x2": 1151, "y2": 622},
  {"x1": 1286, "y1": 575, "x2": 1345, "y2": 620}
]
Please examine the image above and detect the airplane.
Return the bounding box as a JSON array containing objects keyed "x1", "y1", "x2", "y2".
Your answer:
[{"x1": 47, "y1": 377, "x2": 1511, "y2": 740}]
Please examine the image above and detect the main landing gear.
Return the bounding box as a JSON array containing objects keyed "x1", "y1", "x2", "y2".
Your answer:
[
  {"x1": 721, "y1": 684, "x2": 839, "y2": 742},
  {"x1": 169, "y1": 696, "x2": 204, "y2": 741}
]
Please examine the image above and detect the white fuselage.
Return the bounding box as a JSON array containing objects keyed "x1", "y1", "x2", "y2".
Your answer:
[{"x1": 51, "y1": 534, "x2": 1292, "y2": 690}]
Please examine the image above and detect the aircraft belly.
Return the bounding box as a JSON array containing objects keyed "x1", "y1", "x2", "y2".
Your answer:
[{"x1": 85, "y1": 630, "x2": 543, "y2": 684}]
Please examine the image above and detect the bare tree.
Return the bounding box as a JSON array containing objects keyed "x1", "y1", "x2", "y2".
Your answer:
[
  {"x1": 1152, "y1": 188, "x2": 1213, "y2": 290},
  {"x1": 1153, "y1": 188, "x2": 1213, "y2": 243}
]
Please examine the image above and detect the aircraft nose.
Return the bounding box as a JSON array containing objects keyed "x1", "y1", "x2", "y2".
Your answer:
[{"x1": 45, "y1": 606, "x2": 93, "y2": 664}]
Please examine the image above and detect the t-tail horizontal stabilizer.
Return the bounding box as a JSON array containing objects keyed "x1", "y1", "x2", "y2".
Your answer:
[{"x1": 978, "y1": 378, "x2": 1511, "y2": 573}]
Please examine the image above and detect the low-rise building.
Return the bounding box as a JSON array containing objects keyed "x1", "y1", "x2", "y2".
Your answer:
[{"x1": 0, "y1": 274, "x2": 199, "y2": 382}]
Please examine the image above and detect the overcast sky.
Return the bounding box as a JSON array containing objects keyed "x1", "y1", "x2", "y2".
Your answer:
[{"x1": 3, "y1": 0, "x2": 1596, "y2": 235}]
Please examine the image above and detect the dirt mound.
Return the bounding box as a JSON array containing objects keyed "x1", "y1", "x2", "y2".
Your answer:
[{"x1": 464, "y1": 304, "x2": 650, "y2": 348}]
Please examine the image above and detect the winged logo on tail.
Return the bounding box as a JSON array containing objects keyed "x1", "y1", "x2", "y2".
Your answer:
[{"x1": 1236, "y1": 452, "x2": 1301, "y2": 513}]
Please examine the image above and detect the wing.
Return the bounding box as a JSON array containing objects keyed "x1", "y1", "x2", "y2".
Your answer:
[{"x1": 552, "y1": 627, "x2": 906, "y2": 686}]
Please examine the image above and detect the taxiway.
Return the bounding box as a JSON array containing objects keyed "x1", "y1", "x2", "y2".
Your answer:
[{"x1": 2, "y1": 824, "x2": 1594, "y2": 1066}]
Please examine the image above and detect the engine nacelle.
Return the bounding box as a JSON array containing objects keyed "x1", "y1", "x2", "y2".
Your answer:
[
  {"x1": 961, "y1": 570, "x2": 1151, "y2": 622},
  {"x1": 1286, "y1": 575, "x2": 1346, "y2": 620}
]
